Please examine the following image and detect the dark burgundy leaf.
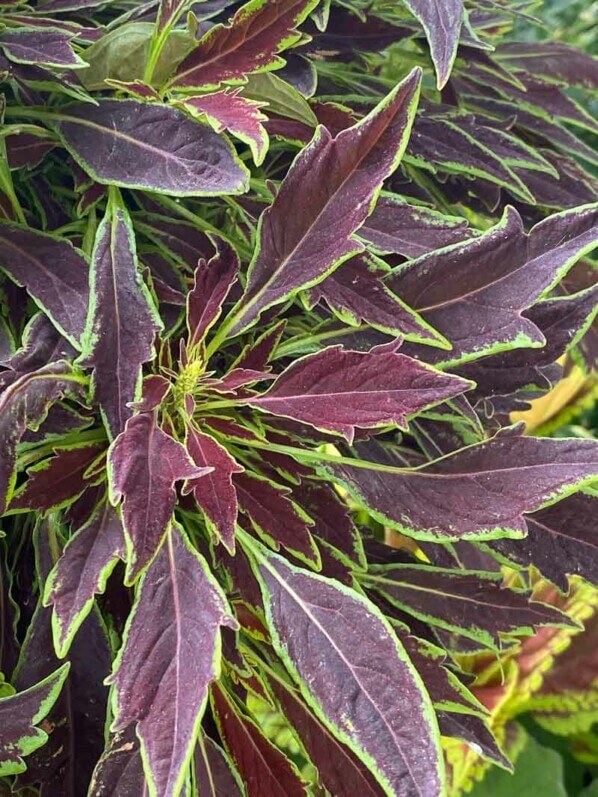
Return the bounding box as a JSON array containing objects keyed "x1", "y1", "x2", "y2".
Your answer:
[
  {"x1": 226, "y1": 68, "x2": 422, "y2": 335},
  {"x1": 234, "y1": 470, "x2": 318, "y2": 564},
  {"x1": 79, "y1": 199, "x2": 162, "y2": 438},
  {"x1": 53, "y1": 100, "x2": 249, "y2": 196},
  {"x1": 0, "y1": 223, "x2": 89, "y2": 346},
  {"x1": 491, "y1": 494, "x2": 598, "y2": 593},
  {"x1": 185, "y1": 425, "x2": 243, "y2": 553},
  {"x1": 267, "y1": 672, "x2": 386, "y2": 797},
  {"x1": 328, "y1": 429, "x2": 598, "y2": 540},
  {"x1": 0, "y1": 362, "x2": 82, "y2": 514},
  {"x1": 0, "y1": 665, "x2": 69, "y2": 776},
  {"x1": 367, "y1": 564, "x2": 574, "y2": 648},
  {"x1": 359, "y1": 195, "x2": 474, "y2": 258},
  {"x1": 45, "y1": 497, "x2": 125, "y2": 657},
  {"x1": 248, "y1": 346, "x2": 471, "y2": 441},
  {"x1": 211, "y1": 682, "x2": 307, "y2": 797},
  {"x1": 170, "y1": 0, "x2": 319, "y2": 90},
  {"x1": 437, "y1": 711, "x2": 510, "y2": 767},
  {"x1": 108, "y1": 412, "x2": 211, "y2": 581},
  {"x1": 251, "y1": 544, "x2": 443, "y2": 797},
  {"x1": 194, "y1": 732, "x2": 244, "y2": 797},
  {"x1": 5, "y1": 133, "x2": 55, "y2": 170},
  {"x1": 109, "y1": 526, "x2": 235, "y2": 797},
  {"x1": 182, "y1": 89, "x2": 269, "y2": 165},
  {"x1": 9, "y1": 442, "x2": 103, "y2": 513},
  {"x1": 391, "y1": 203, "x2": 598, "y2": 365},
  {"x1": 0, "y1": 28, "x2": 85, "y2": 69},
  {"x1": 188, "y1": 241, "x2": 239, "y2": 349},
  {"x1": 312, "y1": 253, "x2": 447, "y2": 345},
  {"x1": 404, "y1": 0, "x2": 463, "y2": 88},
  {"x1": 88, "y1": 725, "x2": 147, "y2": 797}
]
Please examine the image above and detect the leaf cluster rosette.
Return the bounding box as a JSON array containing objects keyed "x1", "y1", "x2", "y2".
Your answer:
[{"x1": 0, "y1": 1, "x2": 597, "y2": 796}]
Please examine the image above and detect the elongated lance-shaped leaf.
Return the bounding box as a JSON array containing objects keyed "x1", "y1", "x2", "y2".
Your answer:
[
  {"x1": 457, "y1": 285, "x2": 598, "y2": 412},
  {"x1": 187, "y1": 240, "x2": 239, "y2": 350},
  {"x1": 366, "y1": 565, "x2": 575, "y2": 650},
  {"x1": 497, "y1": 41, "x2": 598, "y2": 89},
  {"x1": 8, "y1": 442, "x2": 104, "y2": 513},
  {"x1": 224, "y1": 68, "x2": 422, "y2": 337},
  {"x1": 247, "y1": 345, "x2": 472, "y2": 442},
  {"x1": 0, "y1": 361, "x2": 82, "y2": 514},
  {"x1": 79, "y1": 195, "x2": 162, "y2": 438},
  {"x1": 45, "y1": 496, "x2": 125, "y2": 657},
  {"x1": 184, "y1": 425, "x2": 243, "y2": 553},
  {"x1": 88, "y1": 725, "x2": 147, "y2": 797},
  {"x1": 246, "y1": 538, "x2": 444, "y2": 797},
  {"x1": 169, "y1": 0, "x2": 319, "y2": 91},
  {"x1": 408, "y1": 116, "x2": 534, "y2": 202},
  {"x1": 182, "y1": 89, "x2": 269, "y2": 165},
  {"x1": 403, "y1": 0, "x2": 463, "y2": 88},
  {"x1": 0, "y1": 664, "x2": 70, "y2": 776},
  {"x1": 490, "y1": 494, "x2": 598, "y2": 593},
  {"x1": 359, "y1": 195, "x2": 475, "y2": 258},
  {"x1": 53, "y1": 99, "x2": 250, "y2": 196},
  {"x1": 265, "y1": 668, "x2": 386, "y2": 797},
  {"x1": 0, "y1": 222, "x2": 89, "y2": 347},
  {"x1": 108, "y1": 412, "x2": 211, "y2": 582},
  {"x1": 0, "y1": 28, "x2": 86, "y2": 69},
  {"x1": 390, "y1": 202, "x2": 598, "y2": 366},
  {"x1": 211, "y1": 682, "x2": 308, "y2": 797},
  {"x1": 108, "y1": 525, "x2": 236, "y2": 797},
  {"x1": 194, "y1": 732, "x2": 244, "y2": 797},
  {"x1": 234, "y1": 470, "x2": 319, "y2": 565},
  {"x1": 326, "y1": 428, "x2": 598, "y2": 540},
  {"x1": 437, "y1": 712, "x2": 510, "y2": 768},
  {"x1": 311, "y1": 253, "x2": 449, "y2": 346}
]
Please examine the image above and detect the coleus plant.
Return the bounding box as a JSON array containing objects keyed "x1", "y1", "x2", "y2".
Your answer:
[{"x1": 0, "y1": 0, "x2": 597, "y2": 796}]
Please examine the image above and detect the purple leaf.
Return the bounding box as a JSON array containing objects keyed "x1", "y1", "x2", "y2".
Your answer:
[
  {"x1": 251, "y1": 543, "x2": 444, "y2": 797},
  {"x1": 0, "y1": 28, "x2": 86, "y2": 69},
  {"x1": 437, "y1": 712, "x2": 510, "y2": 768},
  {"x1": 291, "y1": 478, "x2": 365, "y2": 567},
  {"x1": 183, "y1": 89, "x2": 269, "y2": 165},
  {"x1": 8, "y1": 442, "x2": 103, "y2": 513},
  {"x1": 0, "y1": 223, "x2": 90, "y2": 347},
  {"x1": 88, "y1": 726, "x2": 147, "y2": 797},
  {"x1": 0, "y1": 362, "x2": 82, "y2": 514},
  {"x1": 108, "y1": 412, "x2": 211, "y2": 582},
  {"x1": 195, "y1": 733, "x2": 244, "y2": 797},
  {"x1": 312, "y1": 253, "x2": 448, "y2": 346},
  {"x1": 45, "y1": 497, "x2": 126, "y2": 657},
  {"x1": 367, "y1": 564, "x2": 574, "y2": 649},
  {"x1": 170, "y1": 0, "x2": 319, "y2": 90},
  {"x1": 247, "y1": 346, "x2": 471, "y2": 442},
  {"x1": 267, "y1": 672, "x2": 386, "y2": 797},
  {"x1": 457, "y1": 285, "x2": 598, "y2": 412},
  {"x1": 491, "y1": 494, "x2": 598, "y2": 593},
  {"x1": 5, "y1": 132, "x2": 55, "y2": 170},
  {"x1": 328, "y1": 429, "x2": 598, "y2": 540},
  {"x1": 79, "y1": 198, "x2": 162, "y2": 438},
  {"x1": 403, "y1": 0, "x2": 464, "y2": 88},
  {"x1": 234, "y1": 470, "x2": 319, "y2": 565},
  {"x1": 211, "y1": 682, "x2": 308, "y2": 797},
  {"x1": 108, "y1": 526, "x2": 235, "y2": 797},
  {"x1": 391, "y1": 203, "x2": 598, "y2": 365},
  {"x1": 188, "y1": 241, "x2": 239, "y2": 349},
  {"x1": 227, "y1": 68, "x2": 422, "y2": 335},
  {"x1": 185, "y1": 425, "x2": 243, "y2": 553},
  {"x1": 53, "y1": 100, "x2": 250, "y2": 196},
  {"x1": 0, "y1": 665, "x2": 70, "y2": 776},
  {"x1": 497, "y1": 41, "x2": 598, "y2": 89},
  {"x1": 359, "y1": 195, "x2": 475, "y2": 258}
]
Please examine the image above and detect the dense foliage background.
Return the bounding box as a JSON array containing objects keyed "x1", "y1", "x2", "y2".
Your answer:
[{"x1": 0, "y1": 0, "x2": 596, "y2": 796}]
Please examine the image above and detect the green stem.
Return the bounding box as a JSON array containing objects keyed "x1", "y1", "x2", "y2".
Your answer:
[
  {"x1": 228, "y1": 437, "x2": 411, "y2": 474},
  {"x1": 274, "y1": 325, "x2": 370, "y2": 359}
]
